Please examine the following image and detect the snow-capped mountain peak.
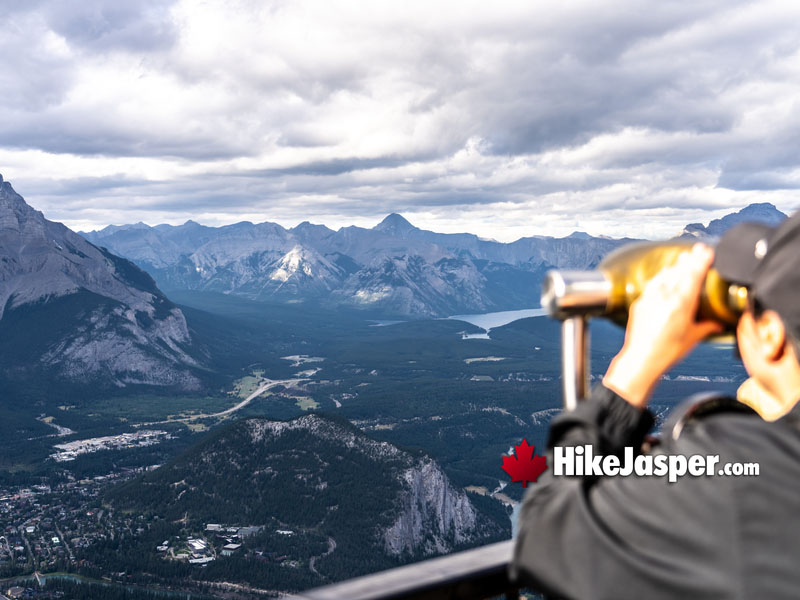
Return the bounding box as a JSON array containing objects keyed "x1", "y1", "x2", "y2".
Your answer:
[{"x1": 269, "y1": 245, "x2": 334, "y2": 282}]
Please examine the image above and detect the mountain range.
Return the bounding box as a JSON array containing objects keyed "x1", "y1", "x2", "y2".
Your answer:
[
  {"x1": 82, "y1": 202, "x2": 787, "y2": 318},
  {"x1": 0, "y1": 173, "x2": 788, "y2": 391},
  {"x1": 80, "y1": 213, "x2": 631, "y2": 317},
  {"x1": 0, "y1": 175, "x2": 201, "y2": 389}
]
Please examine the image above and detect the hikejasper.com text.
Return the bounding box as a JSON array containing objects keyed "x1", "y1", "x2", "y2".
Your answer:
[{"x1": 553, "y1": 446, "x2": 760, "y2": 483}]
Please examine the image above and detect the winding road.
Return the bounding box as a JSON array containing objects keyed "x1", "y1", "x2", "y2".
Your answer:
[
  {"x1": 140, "y1": 378, "x2": 306, "y2": 427},
  {"x1": 309, "y1": 536, "x2": 337, "y2": 578},
  {"x1": 205, "y1": 378, "x2": 304, "y2": 419}
]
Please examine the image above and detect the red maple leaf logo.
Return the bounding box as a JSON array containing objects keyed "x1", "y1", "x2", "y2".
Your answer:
[{"x1": 501, "y1": 439, "x2": 547, "y2": 487}]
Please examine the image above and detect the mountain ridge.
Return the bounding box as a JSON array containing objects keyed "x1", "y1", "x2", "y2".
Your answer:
[
  {"x1": 80, "y1": 200, "x2": 787, "y2": 317},
  {"x1": 0, "y1": 175, "x2": 202, "y2": 389},
  {"x1": 81, "y1": 214, "x2": 634, "y2": 317},
  {"x1": 680, "y1": 202, "x2": 786, "y2": 239}
]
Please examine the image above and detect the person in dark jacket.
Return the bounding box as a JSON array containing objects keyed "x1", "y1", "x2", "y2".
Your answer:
[{"x1": 511, "y1": 211, "x2": 800, "y2": 599}]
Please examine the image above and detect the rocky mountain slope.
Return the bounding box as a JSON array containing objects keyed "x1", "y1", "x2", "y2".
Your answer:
[
  {"x1": 0, "y1": 175, "x2": 201, "y2": 388},
  {"x1": 107, "y1": 414, "x2": 506, "y2": 577}
]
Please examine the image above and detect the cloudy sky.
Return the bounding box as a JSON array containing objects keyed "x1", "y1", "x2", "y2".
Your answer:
[{"x1": 3, "y1": 0, "x2": 800, "y2": 241}]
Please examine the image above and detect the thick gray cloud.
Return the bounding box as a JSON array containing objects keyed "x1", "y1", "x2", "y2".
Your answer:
[
  {"x1": 2, "y1": 0, "x2": 800, "y2": 240},
  {"x1": 44, "y1": 0, "x2": 178, "y2": 53}
]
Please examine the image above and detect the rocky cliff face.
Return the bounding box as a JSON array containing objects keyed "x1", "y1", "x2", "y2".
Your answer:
[
  {"x1": 384, "y1": 457, "x2": 478, "y2": 556},
  {"x1": 244, "y1": 415, "x2": 491, "y2": 556},
  {"x1": 0, "y1": 175, "x2": 200, "y2": 388}
]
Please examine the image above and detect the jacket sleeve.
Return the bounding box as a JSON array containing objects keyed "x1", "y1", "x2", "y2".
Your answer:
[{"x1": 510, "y1": 385, "x2": 741, "y2": 600}]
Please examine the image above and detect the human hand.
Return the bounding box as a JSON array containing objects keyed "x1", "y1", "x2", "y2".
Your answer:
[{"x1": 603, "y1": 244, "x2": 723, "y2": 407}]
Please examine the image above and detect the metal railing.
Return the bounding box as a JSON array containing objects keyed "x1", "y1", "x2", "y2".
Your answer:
[{"x1": 290, "y1": 540, "x2": 518, "y2": 600}]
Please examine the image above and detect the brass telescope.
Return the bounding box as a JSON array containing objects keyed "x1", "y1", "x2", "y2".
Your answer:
[{"x1": 541, "y1": 240, "x2": 750, "y2": 410}]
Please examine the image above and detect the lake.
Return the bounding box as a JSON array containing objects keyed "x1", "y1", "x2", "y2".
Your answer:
[{"x1": 448, "y1": 307, "x2": 548, "y2": 338}]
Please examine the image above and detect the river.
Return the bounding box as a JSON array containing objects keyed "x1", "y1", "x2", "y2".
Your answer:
[{"x1": 511, "y1": 503, "x2": 522, "y2": 538}]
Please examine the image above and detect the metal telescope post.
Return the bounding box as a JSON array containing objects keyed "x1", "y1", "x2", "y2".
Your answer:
[
  {"x1": 541, "y1": 271, "x2": 611, "y2": 410},
  {"x1": 560, "y1": 315, "x2": 589, "y2": 411}
]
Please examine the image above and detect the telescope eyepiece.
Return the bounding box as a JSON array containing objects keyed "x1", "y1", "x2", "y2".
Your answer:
[{"x1": 541, "y1": 270, "x2": 611, "y2": 320}]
